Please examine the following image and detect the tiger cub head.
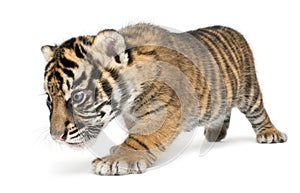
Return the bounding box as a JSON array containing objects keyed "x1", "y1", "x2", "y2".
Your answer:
[{"x1": 42, "y1": 30, "x2": 129, "y2": 147}]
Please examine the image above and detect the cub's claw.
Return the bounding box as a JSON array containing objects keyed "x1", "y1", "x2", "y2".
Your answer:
[{"x1": 92, "y1": 154, "x2": 148, "y2": 175}]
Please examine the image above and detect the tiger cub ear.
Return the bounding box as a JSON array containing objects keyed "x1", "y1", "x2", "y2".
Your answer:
[
  {"x1": 41, "y1": 45, "x2": 56, "y2": 62},
  {"x1": 93, "y1": 30, "x2": 128, "y2": 67}
]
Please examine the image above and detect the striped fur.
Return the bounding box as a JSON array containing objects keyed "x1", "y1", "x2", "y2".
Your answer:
[{"x1": 42, "y1": 24, "x2": 287, "y2": 175}]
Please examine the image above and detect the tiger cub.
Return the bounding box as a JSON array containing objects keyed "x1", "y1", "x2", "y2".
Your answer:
[{"x1": 42, "y1": 23, "x2": 287, "y2": 175}]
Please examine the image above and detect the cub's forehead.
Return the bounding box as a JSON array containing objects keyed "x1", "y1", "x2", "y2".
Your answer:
[
  {"x1": 60, "y1": 35, "x2": 95, "y2": 49},
  {"x1": 44, "y1": 36, "x2": 96, "y2": 99},
  {"x1": 44, "y1": 60, "x2": 99, "y2": 101}
]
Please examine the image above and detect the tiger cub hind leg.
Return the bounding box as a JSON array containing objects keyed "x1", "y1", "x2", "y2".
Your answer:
[
  {"x1": 239, "y1": 93, "x2": 287, "y2": 143},
  {"x1": 204, "y1": 111, "x2": 231, "y2": 142}
]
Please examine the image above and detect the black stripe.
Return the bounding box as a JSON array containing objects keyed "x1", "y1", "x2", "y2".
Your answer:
[
  {"x1": 95, "y1": 101, "x2": 109, "y2": 112},
  {"x1": 129, "y1": 135, "x2": 150, "y2": 150},
  {"x1": 106, "y1": 67, "x2": 119, "y2": 81},
  {"x1": 69, "y1": 129, "x2": 79, "y2": 136},
  {"x1": 247, "y1": 109, "x2": 265, "y2": 120},
  {"x1": 243, "y1": 71, "x2": 252, "y2": 109},
  {"x1": 136, "y1": 102, "x2": 169, "y2": 119},
  {"x1": 61, "y1": 38, "x2": 75, "y2": 49},
  {"x1": 64, "y1": 121, "x2": 70, "y2": 127},
  {"x1": 79, "y1": 45, "x2": 87, "y2": 54},
  {"x1": 66, "y1": 99, "x2": 73, "y2": 112},
  {"x1": 101, "y1": 79, "x2": 112, "y2": 98},
  {"x1": 62, "y1": 68, "x2": 74, "y2": 78},
  {"x1": 94, "y1": 87, "x2": 100, "y2": 101},
  {"x1": 252, "y1": 115, "x2": 269, "y2": 129},
  {"x1": 134, "y1": 83, "x2": 162, "y2": 112},
  {"x1": 246, "y1": 91, "x2": 260, "y2": 112},
  {"x1": 79, "y1": 36, "x2": 93, "y2": 46},
  {"x1": 137, "y1": 49, "x2": 157, "y2": 56},
  {"x1": 258, "y1": 122, "x2": 272, "y2": 132},
  {"x1": 115, "y1": 161, "x2": 119, "y2": 174},
  {"x1": 46, "y1": 94, "x2": 52, "y2": 111},
  {"x1": 74, "y1": 44, "x2": 85, "y2": 58},
  {"x1": 246, "y1": 102, "x2": 264, "y2": 119},
  {"x1": 46, "y1": 73, "x2": 53, "y2": 83},
  {"x1": 209, "y1": 25, "x2": 223, "y2": 30},
  {"x1": 70, "y1": 133, "x2": 80, "y2": 140},
  {"x1": 45, "y1": 58, "x2": 55, "y2": 72},
  {"x1": 54, "y1": 71, "x2": 63, "y2": 84},
  {"x1": 49, "y1": 109, "x2": 52, "y2": 121},
  {"x1": 155, "y1": 143, "x2": 166, "y2": 152},
  {"x1": 66, "y1": 80, "x2": 71, "y2": 90},
  {"x1": 54, "y1": 71, "x2": 64, "y2": 93},
  {"x1": 87, "y1": 127, "x2": 101, "y2": 135},
  {"x1": 252, "y1": 101, "x2": 264, "y2": 114},
  {"x1": 124, "y1": 141, "x2": 139, "y2": 151},
  {"x1": 125, "y1": 49, "x2": 134, "y2": 66},
  {"x1": 59, "y1": 56, "x2": 79, "y2": 68},
  {"x1": 128, "y1": 136, "x2": 157, "y2": 160},
  {"x1": 100, "y1": 111, "x2": 106, "y2": 118}
]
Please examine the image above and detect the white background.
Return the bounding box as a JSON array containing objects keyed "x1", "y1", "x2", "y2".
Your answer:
[{"x1": 0, "y1": 0, "x2": 299, "y2": 192}]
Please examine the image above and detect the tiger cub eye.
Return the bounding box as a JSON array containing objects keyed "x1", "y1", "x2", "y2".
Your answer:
[{"x1": 72, "y1": 90, "x2": 85, "y2": 103}]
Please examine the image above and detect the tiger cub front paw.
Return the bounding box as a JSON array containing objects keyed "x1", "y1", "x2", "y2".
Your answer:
[{"x1": 92, "y1": 154, "x2": 148, "y2": 175}]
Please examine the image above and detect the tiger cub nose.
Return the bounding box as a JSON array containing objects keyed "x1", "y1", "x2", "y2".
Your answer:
[{"x1": 51, "y1": 128, "x2": 68, "y2": 141}]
